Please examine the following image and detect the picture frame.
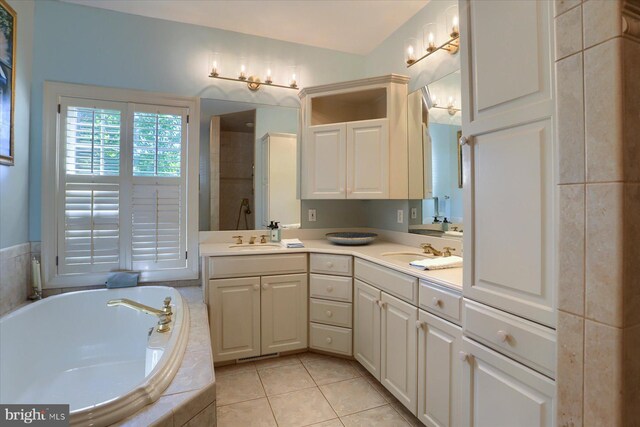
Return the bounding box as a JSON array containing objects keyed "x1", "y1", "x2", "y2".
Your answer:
[{"x1": 0, "y1": 0, "x2": 16, "y2": 166}]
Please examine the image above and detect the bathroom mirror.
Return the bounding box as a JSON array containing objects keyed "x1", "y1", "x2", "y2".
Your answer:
[
  {"x1": 199, "y1": 98, "x2": 300, "y2": 231},
  {"x1": 407, "y1": 70, "x2": 463, "y2": 238}
]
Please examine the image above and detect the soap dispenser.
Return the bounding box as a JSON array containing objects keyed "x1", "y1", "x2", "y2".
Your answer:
[
  {"x1": 442, "y1": 217, "x2": 450, "y2": 231},
  {"x1": 269, "y1": 221, "x2": 281, "y2": 242}
]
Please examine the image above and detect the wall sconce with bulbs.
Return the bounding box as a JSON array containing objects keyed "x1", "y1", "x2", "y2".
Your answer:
[
  {"x1": 209, "y1": 53, "x2": 299, "y2": 91},
  {"x1": 405, "y1": 5, "x2": 460, "y2": 67}
]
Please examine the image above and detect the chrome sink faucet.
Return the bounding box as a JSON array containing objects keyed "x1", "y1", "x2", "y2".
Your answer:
[{"x1": 107, "y1": 297, "x2": 173, "y2": 333}]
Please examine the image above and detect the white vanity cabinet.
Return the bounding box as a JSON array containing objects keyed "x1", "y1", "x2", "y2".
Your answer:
[
  {"x1": 308, "y1": 253, "x2": 353, "y2": 356},
  {"x1": 206, "y1": 254, "x2": 308, "y2": 362},
  {"x1": 299, "y1": 74, "x2": 412, "y2": 200},
  {"x1": 417, "y1": 310, "x2": 462, "y2": 427}
]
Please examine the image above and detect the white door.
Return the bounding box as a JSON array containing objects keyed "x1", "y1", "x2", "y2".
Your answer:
[
  {"x1": 460, "y1": 338, "x2": 555, "y2": 427},
  {"x1": 346, "y1": 118, "x2": 389, "y2": 199},
  {"x1": 261, "y1": 273, "x2": 308, "y2": 354},
  {"x1": 417, "y1": 310, "x2": 462, "y2": 427},
  {"x1": 209, "y1": 277, "x2": 261, "y2": 362},
  {"x1": 460, "y1": 0, "x2": 555, "y2": 327},
  {"x1": 303, "y1": 123, "x2": 346, "y2": 199},
  {"x1": 380, "y1": 292, "x2": 418, "y2": 413},
  {"x1": 354, "y1": 279, "x2": 381, "y2": 380}
]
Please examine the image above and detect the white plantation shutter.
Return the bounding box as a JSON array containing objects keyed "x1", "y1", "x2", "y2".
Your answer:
[
  {"x1": 58, "y1": 99, "x2": 126, "y2": 274},
  {"x1": 130, "y1": 105, "x2": 188, "y2": 271}
]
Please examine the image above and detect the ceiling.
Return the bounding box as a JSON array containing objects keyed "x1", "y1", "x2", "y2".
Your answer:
[
  {"x1": 60, "y1": 0, "x2": 428, "y2": 55},
  {"x1": 220, "y1": 109, "x2": 256, "y2": 133}
]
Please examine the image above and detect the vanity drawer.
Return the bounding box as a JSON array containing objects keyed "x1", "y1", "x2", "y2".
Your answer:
[
  {"x1": 310, "y1": 253, "x2": 352, "y2": 276},
  {"x1": 208, "y1": 254, "x2": 307, "y2": 279},
  {"x1": 463, "y1": 299, "x2": 556, "y2": 378},
  {"x1": 419, "y1": 280, "x2": 462, "y2": 324},
  {"x1": 354, "y1": 258, "x2": 418, "y2": 304},
  {"x1": 310, "y1": 274, "x2": 353, "y2": 302},
  {"x1": 310, "y1": 298, "x2": 352, "y2": 328},
  {"x1": 310, "y1": 323, "x2": 353, "y2": 356}
]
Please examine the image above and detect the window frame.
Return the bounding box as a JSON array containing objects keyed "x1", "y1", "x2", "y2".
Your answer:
[{"x1": 42, "y1": 82, "x2": 200, "y2": 288}]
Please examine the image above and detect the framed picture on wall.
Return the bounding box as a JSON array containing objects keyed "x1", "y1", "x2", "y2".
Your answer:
[{"x1": 0, "y1": 0, "x2": 16, "y2": 166}]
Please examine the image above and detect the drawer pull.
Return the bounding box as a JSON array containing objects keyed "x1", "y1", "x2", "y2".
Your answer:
[
  {"x1": 432, "y1": 297, "x2": 442, "y2": 307},
  {"x1": 459, "y1": 351, "x2": 469, "y2": 362},
  {"x1": 326, "y1": 261, "x2": 334, "y2": 269},
  {"x1": 253, "y1": 284, "x2": 260, "y2": 291},
  {"x1": 325, "y1": 310, "x2": 333, "y2": 318},
  {"x1": 376, "y1": 300, "x2": 387, "y2": 309},
  {"x1": 415, "y1": 320, "x2": 425, "y2": 329},
  {"x1": 326, "y1": 337, "x2": 333, "y2": 344},
  {"x1": 497, "y1": 330, "x2": 510, "y2": 343},
  {"x1": 326, "y1": 285, "x2": 334, "y2": 292}
]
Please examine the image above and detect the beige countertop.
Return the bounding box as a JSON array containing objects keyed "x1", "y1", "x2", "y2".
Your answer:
[{"x1": 199, "y1": 238, "x2": 462, "y2": 291}]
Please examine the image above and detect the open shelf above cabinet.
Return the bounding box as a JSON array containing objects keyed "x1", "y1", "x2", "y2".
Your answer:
[{"x1": 310, "y1": 88, "x2": 387, "y2": 126}]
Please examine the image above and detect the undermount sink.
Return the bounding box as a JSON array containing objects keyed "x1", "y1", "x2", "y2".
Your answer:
[
  {"x1": 228, "y1": 243, "x2": 282, "y2": 250},
  {"x1": 380, "y1": 251, "x2": 432, "y2": 263}
]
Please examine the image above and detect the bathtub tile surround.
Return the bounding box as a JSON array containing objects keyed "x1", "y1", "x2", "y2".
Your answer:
[
  {"x1": 555, "y1": 1, "x2": 640, "y2": 426},
  {"x1": 117, "y1": 287, "x2": 216, "y2": 427},
  {"x1": 0, "y1": 243, "x2": 32, "y2": 316},
  {"x1": 215, "y1": 352, "x2": 419, "y2": 427}
]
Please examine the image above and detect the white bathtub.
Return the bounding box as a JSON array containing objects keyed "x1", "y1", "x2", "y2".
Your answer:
[{"x1": 0, "y1": 286, "x2": 189, "y2": 426}]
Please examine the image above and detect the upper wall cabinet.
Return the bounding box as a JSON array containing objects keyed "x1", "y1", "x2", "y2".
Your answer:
[
  {"x1": 299, "y1": 75, "x2": 411, "y2": 199},
  {"x1": 460, "y1": 0, "x2": 555, "y2": 327}
]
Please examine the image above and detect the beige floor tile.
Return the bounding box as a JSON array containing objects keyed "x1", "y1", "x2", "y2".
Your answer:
[
  {"x1": 308, "y1": 419, "x2": 344, "y2": 427},
  {"x1": 298, "y1": 351, "x2": 335, "y2": 363},
  {"x1": 303, "y1": 356, "x2": 360, "y2": 385},
  {"x1": 259, "y1": 363, "x2": 316, "y2": 396},
  {"x1": 255, "y1": 354, "x2": 301, "y2": 370},
  {"x1": 349, "y1": 361, "x2": 370, "y2": 378},
  {"x1": 363, "y1": 376, "x2": 398, "y2": 403},
  {"x1": 389, "y1": 401, "x2": 423, "y2": 427},
  {"x1": 214, "y1": 362, "x2": 257, "y2": 377},
  {"x1": 216, "y1": 398, "x2": 277, "y2": 427},
  {"x1": 320, "y1": 378, "x2": 386, "y2": 416},
  {"x1": 340, "y1": 405, "x2": 409, "y2": 427},
  {"x1": 216, "y1": 370, "x2": 265, "y2": 406},
  {"x1": 269, "y1": 387, "x2": 337, "y2": 427}
]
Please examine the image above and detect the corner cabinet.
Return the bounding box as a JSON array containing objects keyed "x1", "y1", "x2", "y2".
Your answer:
[{"x1": 299, "y1": 74, "x2": 411, "y2": 199}]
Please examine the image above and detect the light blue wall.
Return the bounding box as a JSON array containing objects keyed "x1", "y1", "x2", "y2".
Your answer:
[
  {"x1": 28, "y1": 0, "x2": 365, "y2": 241},
  {"x1": 0, "y1": 0, "x2": 33, "y2": 249},
  {"x1": 425, "y1": 123, "x2": 463, "y2": 222}
]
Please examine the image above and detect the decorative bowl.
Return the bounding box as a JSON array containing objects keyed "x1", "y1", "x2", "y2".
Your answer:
[{"x1": 325, "y1": 232, "x2": 378, "y2": 246}]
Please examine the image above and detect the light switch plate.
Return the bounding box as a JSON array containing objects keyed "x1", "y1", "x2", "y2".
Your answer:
[
  {"x1": 308, "y1": 209, "x2": 317, "y2": 222},
  {"x1": 397, "y1": 210, "x2": 404, "y2": 223},
  {"x1": 410, "y1": 208, "x2": 417, "y2": 219}
]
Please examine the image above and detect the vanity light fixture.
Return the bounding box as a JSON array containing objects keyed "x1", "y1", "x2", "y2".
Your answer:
[
  {"x1": 406, "y1": 6, "x2": 460, "y2": 68},
  {"x1": 208, "y1": 53, "x2": 299, "y2": 91}
]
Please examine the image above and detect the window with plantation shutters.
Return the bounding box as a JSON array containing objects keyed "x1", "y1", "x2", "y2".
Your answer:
[{"x1": 52, "y1": 92, "x2": 194, "y2": 284}]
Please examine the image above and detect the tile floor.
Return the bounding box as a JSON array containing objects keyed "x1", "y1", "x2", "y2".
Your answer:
[{"x1": 215, "y1": 352, "x2": 423, "y2": 427}]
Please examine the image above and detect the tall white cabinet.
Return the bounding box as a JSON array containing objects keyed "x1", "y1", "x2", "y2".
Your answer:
[
  {"x1": 299, "y1": 74, "x2": 412, "y2": 199},
  {"x1": 459, "y1": 0, "x2": 557, "y2": 426}
]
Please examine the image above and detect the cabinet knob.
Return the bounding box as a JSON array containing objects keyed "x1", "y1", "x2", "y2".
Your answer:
[
  {"x1": 326, "y1": 261, "x2": 333, "y2": 269},
  {"x1": 415, "y1": 320, "x2": 425, "y2": 329},
  {"x1": 262, "y1": 283, "x2": 269, "y2": 290},
  {"x1": 459, "y1": 136, "x2": 469, "y2": 146},
  {"x1": 253, "y1": 284, "x2": 260, "y2": 291},
  {"x1": 326, "y1": 310, "x2": 333, "y2": 317},
  {"x1": 496, "y1": 330, "x2": 510, "y2": 343},
  {"x1": 326, "y1": 285, "x2": 334, "y2": 292},
  {"x1": 432, "y1": 297, "x2": 441, "y2": 307},
  {"x1": 326, "y1": 337, "x2": 333, "y2": 344},
  {"x1": 459, "y1": 351, "x2": 470, "y2": 362}
]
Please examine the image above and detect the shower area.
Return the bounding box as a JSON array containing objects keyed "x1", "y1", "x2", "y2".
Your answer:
[{"x1": 211, "y1": 109, "x2": 255, "y2": 230}]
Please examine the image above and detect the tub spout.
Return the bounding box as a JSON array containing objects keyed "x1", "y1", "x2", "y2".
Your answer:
[{"x1": 107, "y1": 297, "x2": 173, "y2": 333}]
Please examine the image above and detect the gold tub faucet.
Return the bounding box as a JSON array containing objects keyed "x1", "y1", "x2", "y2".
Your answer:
[{"x1": 107, "y1": 297, "x2": 173, "y2": 333}]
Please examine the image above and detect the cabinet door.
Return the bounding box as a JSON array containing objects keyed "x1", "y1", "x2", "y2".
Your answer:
[
  {"x1": 346, "y1": 118, "x2": 389, "y2": 199},
  {"x1": 460, "y1": 0, "x2": 555, "y2": 327},
  {"x1": 380, "y1": 292, "x2": 418, "y2": 414},
  {"x1": 261, "y1": 273, "x2": 308, "y2": 354},
  {"x1": 460, "y1": 337, "x2": 555, "y2": 427},
  {"x1": 303, "y1": 123, "x2": 346, "y2": 199},
  {"x1": 209, "y1": 277, "x2": 261, "y2": 362},
  {"x1": 418, "y1": 310, "x2": 462, "y2": 427},
  {"x1": 354, "y1": 279, "x2": 381, "y2": 380}
]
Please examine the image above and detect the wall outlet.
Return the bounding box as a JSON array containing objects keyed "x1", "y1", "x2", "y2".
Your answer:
[
  {"x1": 397, "y1": 209, "x2": 404, "y2": 224},
  {"x1": 410, "y1": 207, "x2": 417, "y2": 219},
  {"x1": 308, "y1": 209, "x2": 317, "y2": 222}
]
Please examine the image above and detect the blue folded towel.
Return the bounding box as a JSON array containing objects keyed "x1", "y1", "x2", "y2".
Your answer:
[{"x1": 106, "y1": 272, "x2": 140, "y2": 288}]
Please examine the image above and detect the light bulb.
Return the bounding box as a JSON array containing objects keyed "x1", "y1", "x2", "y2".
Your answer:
[
  {"x1": 239, "y1": 64, "x2": 246, "y2": 79},
  {"x1": 266, "y1": 68, "x2": 272, "y2": 83},
  {"x1": 452, "y1": 15, "x2": 459, "y2": 36},
  {"x1": 290, "y1": 73, "x2": 297, "y2": 88}
]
